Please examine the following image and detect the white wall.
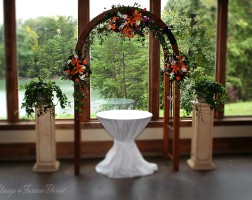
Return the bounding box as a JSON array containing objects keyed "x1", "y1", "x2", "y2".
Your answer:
[{"x1": 0, "y1": 125, "x2": 252, "y2": 143}]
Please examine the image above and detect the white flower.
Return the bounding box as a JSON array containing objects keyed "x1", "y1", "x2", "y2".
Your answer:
[
  {"x1": 67, "y1": 59, "x2": 72, "y2": 64},
  {"x1": 117, "y1": 12, "x2": 122, "y2": 17},
  {"x1": 136, "y1": 20, "x2": 141, "y2": 26},
  {"x1": 79, "y1": 74, "x2": 86, "y2": 80},
  {"x1": 170, "y1": 72, "x2": 174, "y2": 79},
  {"x1": 181, "y1": 67, "x2": 187, "y2": 72},
  {"x1": 82, "y1": 65, "x2": 86, "y2": 70},
  {"x1": 122, "y1": 14, "x2": 128, "y2": 19},
  {"x1": 119, "y1": 22, "x2": 127, "y2": 30},
  {"x1": 119, "y1": 24, "x2": 124, "y2": 30}
]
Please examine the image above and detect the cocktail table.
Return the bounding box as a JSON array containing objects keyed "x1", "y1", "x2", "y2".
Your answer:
[{"x1": 96, "y1": 110, "x2": 158, "y2": 178}]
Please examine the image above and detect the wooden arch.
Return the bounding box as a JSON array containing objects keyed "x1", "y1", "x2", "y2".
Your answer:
[{"x1": 74, "y1": 6, "x2": 180, "y2": 175}]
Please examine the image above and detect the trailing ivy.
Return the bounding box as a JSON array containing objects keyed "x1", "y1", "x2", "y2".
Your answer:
[{"x1": 20, "y1": 77, "x2": 70, "y2": 117}]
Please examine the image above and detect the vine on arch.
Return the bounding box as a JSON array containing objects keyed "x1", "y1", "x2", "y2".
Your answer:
[{"x1": 62, "y1": 4, "x2": 189, "y2": 111}]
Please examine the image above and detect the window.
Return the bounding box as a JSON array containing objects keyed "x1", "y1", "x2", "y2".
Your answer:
[
  {"x1": 16, "y1": 0, "x2": 78, "y2": 119},
  {"x1": 0, "y1": 0, "x2": 6, "y2": 119},
  {"x1": 1, "y1": 0, "x2": 251, "y2": 124},
  {"x1": 225, "y1": 0, "x2": 252, "y2": 116}
]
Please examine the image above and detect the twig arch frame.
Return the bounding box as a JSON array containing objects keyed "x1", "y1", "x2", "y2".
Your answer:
[{"x1": 73, "y1": 6, "x2": 180, "y2": 175}]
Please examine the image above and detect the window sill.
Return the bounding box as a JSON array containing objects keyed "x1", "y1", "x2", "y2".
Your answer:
[{"x1": 0, "y1": 117, "x2": 252, "y2": 130}]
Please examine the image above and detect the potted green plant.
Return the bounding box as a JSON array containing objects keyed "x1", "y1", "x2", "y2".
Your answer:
[
  {"x1": 180, "y1": 67, "x2": 228, "y2": 116},
  {"x1": 20, "y1": 77, "x2": 70, "y2": 117},
  {"x1": 20, "y1": 77, "x2": 70, "y2": 172}
]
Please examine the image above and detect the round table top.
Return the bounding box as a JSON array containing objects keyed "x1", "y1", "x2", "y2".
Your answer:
[{"x1": 96, "y1": 110, "x2": 153, "y2": 120}]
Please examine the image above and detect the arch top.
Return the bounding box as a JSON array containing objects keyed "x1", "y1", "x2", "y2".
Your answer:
[{"x1": 76, "y1": 6, "x2": 179, "y2": 56}]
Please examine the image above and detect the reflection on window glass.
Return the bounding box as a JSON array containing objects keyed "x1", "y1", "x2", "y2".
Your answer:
[
  {"x1": 160, "y1": 0, "x2": 217, "y2": 117},
  {"x1": 225, "y1": 0, "x2": 252, "y2": 116},
  {"x1": 16, "y1": 0, "x2": 77, "y2": 119},
  {"x1": 0, "y1": 0, "x2": 7, "y2": 119},
  {"x1": 90, "y1": 1, "x2": 149, "y2": 118}
]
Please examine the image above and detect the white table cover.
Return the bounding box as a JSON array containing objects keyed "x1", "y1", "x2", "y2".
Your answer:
[{"x1": 96, "y1": 110, "x2": 158, "y2": 178}]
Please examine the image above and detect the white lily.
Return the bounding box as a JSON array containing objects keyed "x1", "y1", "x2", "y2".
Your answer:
[
  {"x1": 136, "y1": 20, "x2": 141, "y2": 26},
  {"x1": 122, "y1": 14, "x2": 128, "y2": 19},
  {"x1": 119, "y1": 22, "x2": 127, "y2": 30},
  {"x1": 79, "y1": 74, "x2": 86, "y2": 80},
  {"x1": 181, "y1": 67, "x2": 187, "y2": 72}
]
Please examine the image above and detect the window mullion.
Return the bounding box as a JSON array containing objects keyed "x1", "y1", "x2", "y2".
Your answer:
[
  {"x1": 149, "y1": 0, "x2": 161, "y2": 120},
  {"x1": 215, "y1": 0, "x2": 228, "y2": 119},
  {"x1": 4, "y1": 0, "x2": 19, "y2": 123}
]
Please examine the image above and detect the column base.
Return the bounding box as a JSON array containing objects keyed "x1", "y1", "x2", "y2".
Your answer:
[
  {"x1": 32, "y1": 160, "x2": 60, "y2": 172},
  {"x1": 187, "y1": 159, "x2": 215, "y2": 170}
]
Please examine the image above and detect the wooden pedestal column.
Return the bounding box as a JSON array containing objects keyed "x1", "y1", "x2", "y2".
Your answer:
[
  {"x1": 33, "y1": 107, "x2": 60, "y2": 172},
  {"x1": 187, "y1": 102, "x2": 216, "y2": 170}
]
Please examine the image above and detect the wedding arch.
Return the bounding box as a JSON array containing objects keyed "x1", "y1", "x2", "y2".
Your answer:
[{"x1": 69, "y1": 5, "x2": 186, "y2": 175}]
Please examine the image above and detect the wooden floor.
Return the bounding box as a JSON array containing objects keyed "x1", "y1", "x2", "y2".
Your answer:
[{"x1": 0, "y1": 154, "x2": 252, "y2": 200}]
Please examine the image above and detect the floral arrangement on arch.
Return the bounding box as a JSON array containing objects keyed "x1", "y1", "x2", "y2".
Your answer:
[
  {"x1": 105, "y1": 7, "x2": 149, "y2": 39},
  {"x1": 63, "y1": 49, "x2": 92, "y2": 83},
  {"x1": 63, "y1": 49, "x2": 92, "y2": 111},
  {"x1": 163, "y1": 55, "x2": 189, "y2": 82}
]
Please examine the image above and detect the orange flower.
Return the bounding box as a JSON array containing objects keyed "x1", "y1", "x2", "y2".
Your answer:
[
  {"x1": 72, "y1": 57, "x2": 88, "y2": 74},
  {"x1": 122, "y1": 25, "x2": 134, "y2": 38},
  {"x1": 177, "y1": 55, "x2": 186, "y2": 62},
  {"x1": 126, "y1": 17, "x2": 136, "y2": 27},
  {"x1": 133, "y1": 9, "x2": 142, "y2": 22},
  {"x1": 66, "y1": 69, "x2": 71, "y2": 74},
  {"x1": 71, "y1": 58, "x2": 84, "y2": 74},
  {"x1": 176, "y1": 76, "x2": 181, "y2": 81},
  {"x1": 74, "y1": 64, "x2": 84, "y2": 74},
  {"x1": 82, "y1": 60, "x2": 88, "y2": 65},
  {"x1": 112, "y1": 16, "x2": 117, "y2": 21},
  {"x1": 71, "y1": 57, "x2": 78, "y2": 65},
  {"x1": 177, "y1": 55, "x2": 186, "y2": 67},
  {"x1": 125, "y1": 10, "x2": 141, "y2": 27},
  {"x1": 105, "y1": 22, "x2": 116, "y2": 29},
  {"x1": 111, "y1": 24, "x2": 116, "y2": 30},
  {"x1": 128, "y1": 33, "x2": 134, "y2": 38},
  {"x1": 172, "y1": 63, "x2": 180, "y2": 73},
  {"x1": 165, "y1": 63, "x2": 171, "y2": 68}
]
